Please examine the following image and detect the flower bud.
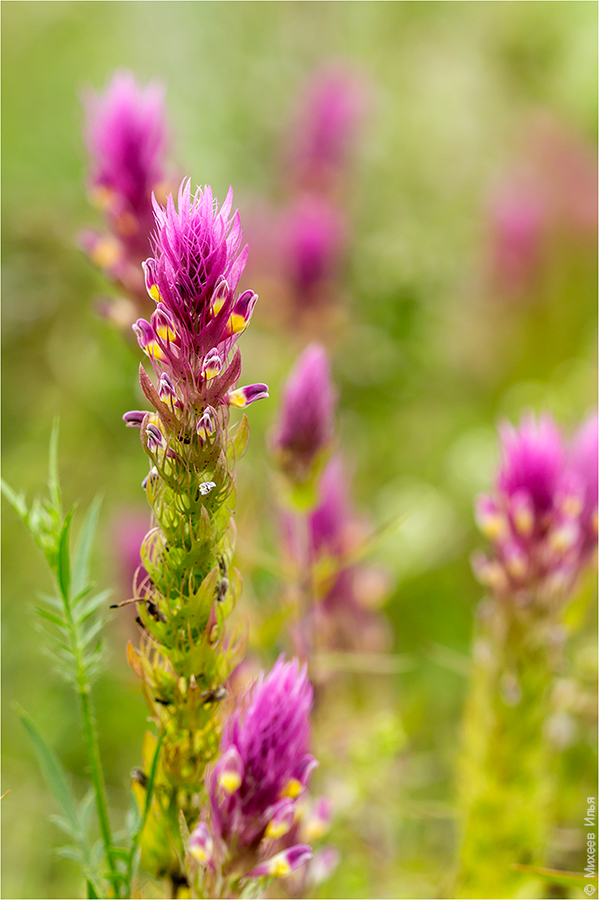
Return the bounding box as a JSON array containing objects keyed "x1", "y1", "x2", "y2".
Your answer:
[
  {"x1": 227, "y1": 383, "x2": 269, "y2": 408},
  {"x1": 189, "y1": 822, "x2": 213, "y2": 865},
  {"x1": 264, "y1": 798, "x2": 296, "y2": 839},
  {"x1": 248, "y1": 844, "x2": 313, "y2": 879}
]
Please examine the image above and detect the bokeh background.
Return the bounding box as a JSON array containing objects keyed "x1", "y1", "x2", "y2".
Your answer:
[{"x1": 2, "y1": 2, "x2": 597, "y2": 898}]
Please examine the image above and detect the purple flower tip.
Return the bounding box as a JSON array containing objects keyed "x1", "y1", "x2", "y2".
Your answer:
[
  {"x1": 273, "y1": 343, "x2": 336, "y2": 482},
  {"x1": 497, "y1": 412, "x2": 566, "y2": 514}
]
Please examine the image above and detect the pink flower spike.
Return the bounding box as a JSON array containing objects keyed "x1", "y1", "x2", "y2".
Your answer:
[
  {"x1": 273, "y1": 343, "x2": 336, "y2": 483},
  {"x1": 83, "y1": 71, "x2": 168, "y2": 266}
]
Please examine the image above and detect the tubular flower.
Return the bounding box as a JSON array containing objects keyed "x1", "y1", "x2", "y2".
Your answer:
[
  {"x1": 473, "y1": 411, "x2": 598, "y2": 603},
  {"x1": 81, "y1": 70, "x2": 170, "y2": 310},
  {"x1": 198, "y1": 658, "x2": 316, "y2": 890},
  {"x1": 272, "y1": 343, "x2": 336, "y2": 485},
  {"x1": 123, "y1": 180, "x2": 267, "y2": 886},
  {"x1": 134, "y1": 179, "x2": 264, "y2": 409}
]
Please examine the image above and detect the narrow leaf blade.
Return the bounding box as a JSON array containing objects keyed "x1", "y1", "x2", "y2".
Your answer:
[
  {"x1": 15, "y1": 704, "x2": 81, "y2": 839},
  {"x1": 73, "y1": 496, "x2": 103, "y2": 597}
]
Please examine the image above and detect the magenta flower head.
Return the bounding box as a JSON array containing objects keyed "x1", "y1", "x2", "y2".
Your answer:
[
  {"x1": 81, "y1": 70, "x2": 169, "y2": 298},
  {"x1": 133, "y1": 179, "x2": 266, "y2": 409},
  {"x1": 473, "y1": 411, "x2": 598, "y2": 602},
  {"x1": 282, "y1": 196, "x2": 344, "y2": 305},
  {"x1": 272, "y1": 344, "x2": 336, "y2": 485},
  {"x1": 205, "y1": 657, "x2": 316, "y2": 876},
  {"x1": 288, "y1": 66, "x2": 365, "y2": 195}
]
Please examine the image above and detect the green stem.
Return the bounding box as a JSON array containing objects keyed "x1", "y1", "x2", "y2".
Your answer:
[
  {"x1": 456, "y1": 600, "x2": 556, "y2": 898},
  {"x1": 60, "y1": 582, "x2": 119, "y2": 895},
  {"x1": 78, "y1": 685, "x2": 119, "y2": 894},
  {"x1": 124, "y1": 730, "x2": 165, "y2": 898}
]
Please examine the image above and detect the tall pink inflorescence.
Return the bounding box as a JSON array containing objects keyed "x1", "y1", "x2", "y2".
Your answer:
[
  {"x1": 473, "y1": 411, "x2": 598, "y2": 603},
  {"x1": 81, "y1": 71, "x2": 170, "y2": 314}
]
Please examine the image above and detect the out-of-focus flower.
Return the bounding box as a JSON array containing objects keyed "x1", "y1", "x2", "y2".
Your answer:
[
  {"x1": 489, "y1": 181, "x2": 545, "y2": 296},
  {"x1": 284, "y1": 455, "x2": 391, "y2": 654},
  {"x1": 244, "y1": 66, "x2": 366, "y2": 334},
  {"x1": 286, "y1": 66, "x2": 365, "y2": 196},
  {"x1": 113, "y1": 510, "x2": 150, "y2": 598},
  {"x1": 473, "y1": 412, "x2": 598, "y2": 602},
  {"x1": 282, "y1": 196, "x2": 345, "y2": 307},
  {"x1": 203, "y1": 658, "x2": 316, "y2": 883},
  {"x1": 81, "y1": 70, "x2": 170, "y2": 313},
  {"x1": 130, "y1": 179, "x2": 266, "y2": 411},
  {"x1": 272, "y1": 343, "x2": 337, "y2": 485},
  {"x1": 487, "y1": 116, "x2": 597, "y2": 299}
]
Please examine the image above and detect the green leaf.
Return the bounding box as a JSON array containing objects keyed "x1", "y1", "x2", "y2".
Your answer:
[
  {"x1": 57, "y1": 506, "x2": 76, "y2": 601},
  {"x1": 73, "y1": 496, "x2": 103, "y2": 597},
  {"x1": 0, "y1": 478, "x2": 28, "y2": 521},
  {"x1": 15, "y1": 704, "x2": 81, "y2": 838},
  {"x1": 35, "y1": 607, "x2": 68, "y2": 631},
  {"x1": 48, "y1": 418, "x2": 61, "y2": 513},
  {"x1": 231, "y1": 413, "x2": 250, "y2": 460},
  {"x1": 74, "y1": 590, "x2": 112, "y2": 626},
  {"x1": 178, "y1": 808, "x2": 190, "y2": 853},
  {"x1": 38, "y1": 592, "x2": 65, "y2": 612},
  {"x1": 80, "y1": 618, "x2": 105, "y2": 653},
  {"x1": 87, "y1": 880, "x2": 99, "y2": 899}
]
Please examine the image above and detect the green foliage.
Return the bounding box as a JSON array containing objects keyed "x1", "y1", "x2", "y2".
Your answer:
[
  {"x1": 2, "y1": 423, "x2": 109, "y2": 688},
  {"x1": 15, "y1": 704, "x2": 104, "y2": 897}
]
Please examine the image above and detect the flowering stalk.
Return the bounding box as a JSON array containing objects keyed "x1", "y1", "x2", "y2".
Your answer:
[
  {"x1": 457, "y1": 412, "x2": 598, "y2": 898},
  {"x1": 81, "y1": 70, "x2": 171, "y2": 325},
  {"x1": 272, "y1": 344, "x2": 390, "y2": 660},
  {"x1": 122, "y1": 179, "x2": 268, "y2": 891}
]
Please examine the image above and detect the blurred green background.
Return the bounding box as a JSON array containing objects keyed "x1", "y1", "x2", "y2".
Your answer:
[{"x1": 2, "y1": 2, "x2": 597, "y2": 898}]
